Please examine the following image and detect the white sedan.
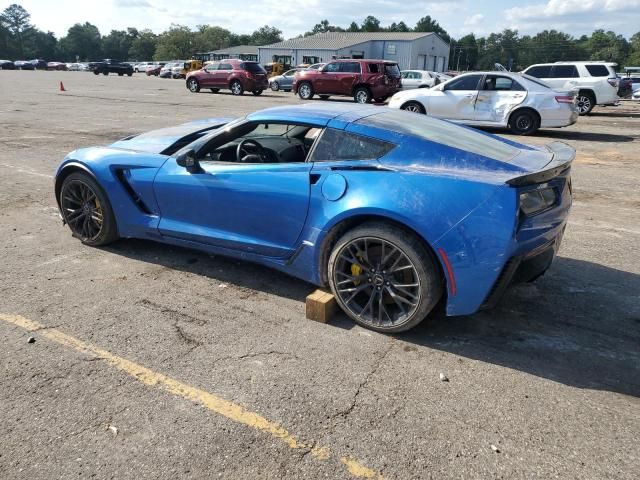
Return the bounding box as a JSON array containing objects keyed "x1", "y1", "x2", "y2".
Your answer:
[
  {"x1": 388, "y1": 71, "x2": 579, "y2": 135},
  {"x1": 401, "y1": 70, "x2": 451, "y2": 89}
]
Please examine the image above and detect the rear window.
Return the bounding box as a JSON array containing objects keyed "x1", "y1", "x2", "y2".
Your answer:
[
  {"x1": 550, "y1": 65, "x2": 579, "y2": 78},
  {"x1": 242, "y1": 62, "x2": 266, "y2": 73},
  {"x1": 384, "y1": 64, "x2": 400, "y2": 77},
  {"x1": 311, "y1": 128, "x2": 395, "y2": 161},
  {"x1": 524, "y1": 65, "x2": 552, "y2": 78},
  {"x1": 585, "y1": 64, "x2": 611, "y2": 77},
  {"x1": 368, "y1": 64, "x2": 379, "y2": 73},
  {"x1": 358, "y1": 110, "x2": 519, "y2": 162}
]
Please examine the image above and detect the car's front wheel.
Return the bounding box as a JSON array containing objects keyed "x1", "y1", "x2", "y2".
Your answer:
[
  {"x1": 298, "y1": 82, "x2": 314, "y2": 100},
  {"x1": 328, "y1": 222, "x2": 443, "y2": 333},
  {"x1": 270, "y1": 81, "x2": 279, "y2": 91},
  {"x1": 59, "y1": 172, "x2": 118, "y2": 246},
  {"x1": 187, "y1": 78, "x2": 200, "y2": 93},
  {"x1": 401, "y1": 101, "x2": 426, "y2": 114},
  {"x1": 509, "y1": 109, "x2": 539, "y2": 135},
  {"x1": 230, "y1": 80, "x2": 244, "y2": 95}
]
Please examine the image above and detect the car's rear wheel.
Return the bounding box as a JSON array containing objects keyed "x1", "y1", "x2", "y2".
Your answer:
[
  {"x1": 102, "y1": 71, "x2": 108, "y2": 76},
  {"x1": 298, "y1": 82, "x2": 314, "y2": 100},
  {"x1": 93, "y1": 71, "x2": 99, "y2": 75},
  {"x1": 252, "y1": 90, "x2": 263, "y2": 96},
  {"x1": 401, "y1": 101, "x2": 426, "y2": 114},
  {"x1": 354, "y1": 87, "x2": 371, "y2": 104},
  {"x1": 577, "y1": 92, "x2": 595, "y2": 115},
  {"x1": 509, "y1": 109, "x2": 539, "y2": 135},
  {"x1": 187, "y1": 78, "x2": 200, "y2": 93},
  {"x1": 230, "y1": 80, "x2": 244, "y2": 95},
  {"x1": 59, "y1": 172, "x2": 118, "y2": 247},
  {"x1": 270, "y1": 81, "x2": 280, "y2": 91},
  {"x1": 328, "y1": 223, "x2": 443, "y2": 333}
]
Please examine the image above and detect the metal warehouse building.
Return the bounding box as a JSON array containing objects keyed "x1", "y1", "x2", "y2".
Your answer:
[
  {"x1": 258, "y1": 32, "x2": 450, "y2": 71},
  {"x1": 205, "y1": 45, "x2": 259, "y2": 62}
]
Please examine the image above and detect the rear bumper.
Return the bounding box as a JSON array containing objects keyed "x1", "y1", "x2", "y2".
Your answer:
[{"x1": 481, "y1": 228, "x2": 564, "y2": 309}]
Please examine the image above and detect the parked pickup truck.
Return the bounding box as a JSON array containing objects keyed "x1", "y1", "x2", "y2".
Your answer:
[{"x1": 88, "y1": 59, "x2": 134, "y2": 76}]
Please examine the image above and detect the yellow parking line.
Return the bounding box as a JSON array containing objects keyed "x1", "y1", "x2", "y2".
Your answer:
[{"x1": 0, "y1": 313, "x2": 383, "y2": 479}]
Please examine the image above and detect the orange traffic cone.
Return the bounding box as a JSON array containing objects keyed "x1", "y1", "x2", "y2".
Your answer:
[{"x1": 59, "y1": 81, "x2": 66, "y2": 92}]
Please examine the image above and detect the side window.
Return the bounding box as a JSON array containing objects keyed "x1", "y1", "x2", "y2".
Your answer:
[
  {"x1": 219, "y1": 63, "x2": 233, "y2": 70},
  {"x1": 310, "y1": 129, "x2": 395, "y2": 162},
  {"x1": 550, "y1": 65, "x2": 579, "y2": 78},
  {"x1": 340, "y1": 62, "x2": 361, "y2": 73},
  {"x1": 525, "y1": 65, "x2": 552, "y2": 78},
  {"x1": 205, "y1": 64, "x2": 218, "y2": 71},
  {"x1": 325, "y1": 63, "x2": 340, "y2": 73},
  {"x1": 369, "y1": 63, "x2": 380, "y2": 74},
  {"x1": 445, "y1": 74, "x2": 482, "y2": 90},
  {"x1": 585, "y1": 64, "x2": 610, "y2": 77}
]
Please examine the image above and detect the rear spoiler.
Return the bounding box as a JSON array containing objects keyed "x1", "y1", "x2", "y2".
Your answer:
[{"x1": 507, "y1": 141, "x2": 575, "y2": 186}]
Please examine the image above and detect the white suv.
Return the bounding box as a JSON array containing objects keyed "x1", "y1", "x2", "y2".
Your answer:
[{"x1": 522, "y1": 61, "x2": 619, "y2": 115}]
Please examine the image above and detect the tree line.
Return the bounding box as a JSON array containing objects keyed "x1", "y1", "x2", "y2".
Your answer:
[{"x1": 1, "y1": 3, "x2": 639, "y2": 70}]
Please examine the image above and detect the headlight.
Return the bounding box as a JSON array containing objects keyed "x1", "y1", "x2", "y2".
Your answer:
[{"x1": 519, "y1": 187, "x2": 556, "y2": 215}]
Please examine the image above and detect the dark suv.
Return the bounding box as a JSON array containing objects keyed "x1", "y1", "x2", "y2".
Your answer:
[
  {"x1": 186, "y1": 59, "x2": 269, "y2": 96},
  {"x1": 292, "y1": 59, "x2": 401, "y2": 103}
]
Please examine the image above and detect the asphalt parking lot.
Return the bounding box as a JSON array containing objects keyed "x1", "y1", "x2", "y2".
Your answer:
[{"x1": 1, "y1": 71, "x2": 639, "y2": 479}]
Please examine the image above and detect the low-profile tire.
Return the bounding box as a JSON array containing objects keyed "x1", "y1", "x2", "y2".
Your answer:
[
  {"x1": 319, "y1": 95, "x2": 330, "y2": 100},
  {"x1": 328, "y1": 222, "x2": 443, "y2": 333},
  {"x1": 576, "y1": 92, "x2": 595, "y2": 115},
  {"x1": 270, "y1": 81, "x2": 280, "y2": 91},
  {"x1": 252, "y1": 89, "x2": 263, "y2": 96},
  {"x1": 187, "y1": 78, "x2": 200, "y2": 93},
  {"x1": 298, "y1": 82, "x2": 314, "y2": 100},
  {"x1": 59, "y1": 172, "x2": 118, "y2": 247},
  {"x1": 230, "y1": 80, "x2": 244, "y2": 95},
  {"x1": 401, "y1": 101, "x2": 426, "y2": 114},
  {"x1": 210, "y1": 88, "x2": 219, "y2": 93},
  {"x1": 509, "y1": 109, "x2": 539, "y2": 135},
  {"x1": 354, "y1": 87, "x2": 371, "y2": 104}
]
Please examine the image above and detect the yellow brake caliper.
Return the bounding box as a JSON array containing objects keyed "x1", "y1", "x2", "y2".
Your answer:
[{"x1": 351, "y1": 260, "x2": 363, "y2": 285}]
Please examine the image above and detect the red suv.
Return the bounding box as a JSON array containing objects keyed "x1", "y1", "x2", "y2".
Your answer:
[
  {"x1": 186, "y1": 59, "x2": 269, "y2": 96},
  {"x1": 292, "y1": 59, "x2": 401, "y2": 103}
]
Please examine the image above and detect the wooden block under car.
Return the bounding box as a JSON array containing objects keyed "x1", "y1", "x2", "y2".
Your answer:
[{"x1": 305, "y1": 289, "x2": 337, "y2": 324}]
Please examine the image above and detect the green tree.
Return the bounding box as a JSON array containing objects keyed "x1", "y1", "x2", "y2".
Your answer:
[
  {"x1": 304, "y1": 19, "x2": 344, "y2": 36},
  {"x1": 587, "y1": 29, "x2": 629, "y2": 65},
  {"x1": 58, "y1": 22, "x2": 102, "y2": 61},
  {"x1": 249, "y1": 25, "x2": 283, "y2": 45},
  {"x1": 229, "y1": 33, "x2": 251, "y2": 46},
  {"x1": 414, "y1": 15, "x2": 449, "y2": 42},
  {"x1": 347, "y1": 21, "x2": 360, "y2": 32},
  {"x1": 195, "y1": 25, "x2": 232, "y2": 51},
  {"x1": 627, "y1": 32, "x2": 640, "y2": 65},
  {"x1": 1, "y1": 3, "x2": 32, "y2": 56},
  {"x1": 153, "y1": 25, "x2": 194, "y2": 60},
  {"x1": 129, "y1": 29, "x2": 157, "y2": 60},
  {"x1": 361, "y1": 16, "x2": 381, "y2": 32},
  {"x1": 102, "y1": 29, "x2": 137, "y2": 60}
]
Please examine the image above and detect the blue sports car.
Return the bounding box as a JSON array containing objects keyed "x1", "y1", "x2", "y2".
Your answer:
[{"x1": 54, "y1": 103, "x2": 573, "y2": 332}]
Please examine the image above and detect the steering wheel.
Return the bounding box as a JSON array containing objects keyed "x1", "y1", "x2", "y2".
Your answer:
[{"x1": 236, "y1": 138, "x2": 267, "y2": 163}]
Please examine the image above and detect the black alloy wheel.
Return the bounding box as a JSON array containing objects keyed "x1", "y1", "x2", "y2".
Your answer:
[
  {"x1": 328, "y1": 223, "x2": 442, "y2": 333},
  {"x1": 59, "y1": 173, "x2": 117, "y2": 246}
]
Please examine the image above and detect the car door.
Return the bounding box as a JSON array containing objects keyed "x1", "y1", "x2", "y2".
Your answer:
[
  {"x1": 549, "y1": 64, "x2": 580, "y2": 91},
  {"x1": 214, "y1": 63, "x2": 233, "y2": 88},
  {"x1": 153, "y1": 122, "x2": 315, "y2": 258},
  {"x1": 281, "y1": 69, "x2": 296, "y2": 89},
  {"x1": 336, "y1": 62, "x2": 361, "y2": 94},
  {"x1": 401, "y1": 71, "x2": 419, "y2": 89},
  {"x1": 200, "y1": 63, "x2": 217, "y2": 86},
  {"x1": 474, "y1": 75, "x2": 526, "y2": 124},
  {"x1": 427, "y1": 74, "x2": 482, "y2": 120},
  {"x1": 314, "y1": 62, "x2": 341, "y2": 93}
]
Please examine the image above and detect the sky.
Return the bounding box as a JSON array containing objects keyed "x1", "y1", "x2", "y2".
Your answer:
[{"x1": 4, "y1": 0, "x2": 640, "y2": 39}]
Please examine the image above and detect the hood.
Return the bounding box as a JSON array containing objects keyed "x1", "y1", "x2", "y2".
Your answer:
[{"x1": 109, "y1": 117, "x2": 234, "y2": 154}]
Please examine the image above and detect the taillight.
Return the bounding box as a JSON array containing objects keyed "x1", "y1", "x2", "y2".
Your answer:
[
  {"x1": 607, "y1": 78, "x2": 618, "y2": 88},
  {"x1": 555, "y1": 95, "x2": 574, "y2": 104}
]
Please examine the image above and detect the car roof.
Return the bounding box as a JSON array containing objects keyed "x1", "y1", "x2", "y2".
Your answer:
[
  {"x1": 328, "y1": 59, "x2": 397, "y2": 64},
  {"x1": 247, "y1": 103, "x2": 382, "y2": 124}
]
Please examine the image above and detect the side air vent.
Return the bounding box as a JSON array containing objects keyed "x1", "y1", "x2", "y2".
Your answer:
[{"x1": 114, "y1": 169, "x2": 152, "y2": 214}]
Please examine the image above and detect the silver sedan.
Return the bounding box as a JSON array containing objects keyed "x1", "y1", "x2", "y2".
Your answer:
[
  {"x1": 269, "y1": 69, "x2": 301, "y2": 92},
  {"x1": 388, "y1": 71, "x2": 578, "y2": 135}
]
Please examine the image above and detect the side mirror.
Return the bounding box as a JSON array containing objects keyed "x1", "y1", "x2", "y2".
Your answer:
[{"x1": 176, "y1": 149, "x2": 201, "y2": 173}]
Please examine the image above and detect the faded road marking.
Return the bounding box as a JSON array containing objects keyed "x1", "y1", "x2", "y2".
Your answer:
[
  {"x1": 0, "y1": 163, "x2": 54, "y2": 179},
  {"x1": 0, "y1": 313, "x2": 383, "y2": 479}
]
